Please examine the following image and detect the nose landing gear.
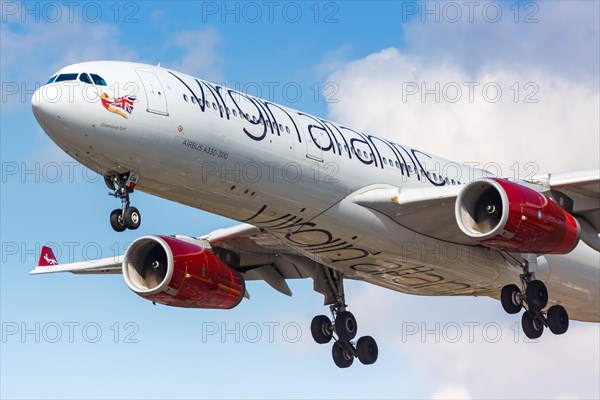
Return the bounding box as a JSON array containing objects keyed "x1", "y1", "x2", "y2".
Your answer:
[
  {"x1": 499, "y1": 256, "x2": 569, "y2": 339},
  {"x1": 105, "y1": 171, "x2": 141, "y2": 232}
]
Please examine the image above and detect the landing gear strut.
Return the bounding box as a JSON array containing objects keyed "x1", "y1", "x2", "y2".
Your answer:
[
  {"x1": 499, "y1": 255, "x2": 569, "y2": 339},
  {"x1": 105, "y1": 171, "x2": 141, "y2": 232},
  {"x1": 309, "y1": 268, "x2": 378, "y2": 368}
]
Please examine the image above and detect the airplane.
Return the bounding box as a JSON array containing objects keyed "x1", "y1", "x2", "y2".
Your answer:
[{"x1": 30, "y1": 61, "x2": 600, "y2": 368}]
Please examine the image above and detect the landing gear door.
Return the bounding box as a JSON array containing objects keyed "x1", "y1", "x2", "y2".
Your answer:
[{"x1": 136, "y1": 70, "x2": 168, "y2": 116}]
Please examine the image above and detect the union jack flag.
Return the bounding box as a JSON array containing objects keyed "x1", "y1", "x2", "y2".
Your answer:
[{"x1": 111, "y1": 95, "x2": 137, "y2": 114}]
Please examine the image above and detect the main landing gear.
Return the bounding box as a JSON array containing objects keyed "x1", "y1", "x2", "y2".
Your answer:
[
  {"x1": 500, "y1": 257, "x2": 569, "y2": 339},
  {"x1": 105, "y1": 171, "x2": 141, "y2": 232},
  {"x1": 309, "y1": 269, "x2": 378, "y2": 368}
]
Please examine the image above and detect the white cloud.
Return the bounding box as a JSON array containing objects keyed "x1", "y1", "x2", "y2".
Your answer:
[
  {"x1": 0, "y1": 20, "x2": 139, "y2": 84},
  {"x1": 324, "y1": 1, "x2": 599, "y2": 176},
  {"x1": 324, "y1": 2, "x2": 600, "y2": 397},
  {"x1": 313, "y1": 44, "x2": 353, "y2": 79},
  {"x1": 431, "y1": 386, "x2": 472, "y2": 400},
  {"x1": 349, "y1": 283, "x2": 600, "y2": 399},
  {"x1": 166, "y1": 28, "x2": 223, "y2": 82},
  {"x1": 327, "y1": 48, "x2": 599, "y2": 175},
  {"x1": 0, "y1": 20, "x2": 223, "y2": 100},
  {"x1": 403, "y1": 1, "x2": 599, "y2": 83}
]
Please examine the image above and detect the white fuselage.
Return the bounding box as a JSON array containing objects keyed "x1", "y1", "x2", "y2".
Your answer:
[{"x1": 32, "y1": 61, "x2": 600, "y2": 321}]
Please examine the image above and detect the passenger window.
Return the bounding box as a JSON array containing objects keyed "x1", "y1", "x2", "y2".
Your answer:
[
  {"x1": 383, "y1": 158, "x2": 388, "y2": 166},
  {"x1": 219, "y1": 105, "x2": 223, "y2": 113},
  {"x1": 55, "y1": 73, "x2": 78, "y2": 82},
  {"x1": 451, "y1": 179, "x2": 456, "y2": 185},
  {"x1": 79, "y1": 73, "x2": 92, "y2": 84},
  {"x1": 89, "y1": 74, "x2": 107, "y2": 86},
  {"x1": 433, "y1": 173, "x2": 437, "y2": 181},
  {"x1": 205, "y1": 100, "x2": 210, "y2": 108},
  {"x1": 183, "y1": 94, "x2": 188, "y2": 102},
  {"x1": 278, "y1": 124, "x2": 283, "y2": 131},
  {"x1": 191, "y1": 96, "x2": 196, "y2": 104},
  {"x1": 46, "y1": 75, "x2": 57, "y2": 84},
  {"x1": 212, "y1": 103, "x2": 217, "y2": 110},
  {"x1": 395, "y1": 161, "x2": 400, "y2": 169},
  {"x1": 233, "y1": 109, "x2": 237, "y2": 117},
  {"x1": 285, "y1": 126, "x2": 290, "y2": 133}
]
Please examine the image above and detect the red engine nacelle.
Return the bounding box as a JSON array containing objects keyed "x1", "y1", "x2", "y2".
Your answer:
[
  {"x1": 455, "y1": 178, "x2": 579, "y2": 254},
  {"x1": 122, "y1": 235, "x2": 244, "y2": 309}
]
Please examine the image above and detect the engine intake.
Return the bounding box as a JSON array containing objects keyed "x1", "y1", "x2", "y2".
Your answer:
[
  {"x1": 123, "y1": 235, "x2": 244, "y2": 309},
  {"x1": 455, "y1": 178, "x2": 579, "y2": 254}
]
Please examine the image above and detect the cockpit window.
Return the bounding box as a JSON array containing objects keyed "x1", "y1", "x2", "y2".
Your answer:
[
  {"x1": 79, "y1": 73, "x2": 92, "y2": 84},
  {"x1": 55, "y1": 73, "x2": 78, "y2": 82},
  {"x1": 47, "y1": 75, "x2": 57, "y2": 84},
  {"x1": 90, "y1": 73, "x2": 107, "y2": 86}
]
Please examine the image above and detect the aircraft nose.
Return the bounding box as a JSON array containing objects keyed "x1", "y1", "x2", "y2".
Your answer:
[
  {"x1": 31, "y1": 85, "x2": 56, "y2": 124},
  {"x1": 31, "y1": 83, "x2": 78, "y2": 146}
]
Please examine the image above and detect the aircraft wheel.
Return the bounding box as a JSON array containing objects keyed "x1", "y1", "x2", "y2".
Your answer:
[
  {"x1": 110, "y1": 209, "x2": 126, "y2": 232},
  {"x1": 501, "y1": 284, "x2": 523, "y2": 314},
  {"x1": 332, "y1": 341, "x2": 354, "y2": 368},
  {"x1": 310, "y1": 315, "x2": 333, "y2": 344},
  {"x1": 547, "y1": 305, "x2": 569, "y2": 335},
  {"x1": 356, "y1": 336, "x2": 378, "y2": 365},
  {"x1": 526, "y1": 280, "x2": 548, "y2": 310},
  {"x1": 123, "y1": 207, "x2": 141, "y2": 230},
  {"x1": 335, "y1": 311, "x2": 358, "y2": 341},
  {"x1": 522, "y1": 310, "x2": 544, "y2": 339}
]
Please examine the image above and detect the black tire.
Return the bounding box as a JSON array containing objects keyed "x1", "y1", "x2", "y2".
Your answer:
[
  {"x1": 123, "y1": 207, "x2": 141, "y2": 230},
  {"x1": 356, "y1": 336, "x2": 378, "y2": 365},
  {"x1": 521, "y1": 310, "x2": 544, "y2": 339},
  {"x1": 335, "y1": 311, "x2": 358, "y2": 341},
  {"x1": 110, "y1": 209, "x2": 126, "y2": 232},
  {"x1": 547, "y1": 305, "x2": 569, "y2": 335},
  {"x1": 310, "y1": 315, "x2": 333, "y2": 344},
  {"x1": 332, "y1": 341, "x2": 354, "y2": 368},
  {"x1": 501, "y1": 284, "x2": 523, "y2": 314},
  {"x1": 526, "y1": 280, "x2": 548, "y2": 310}
]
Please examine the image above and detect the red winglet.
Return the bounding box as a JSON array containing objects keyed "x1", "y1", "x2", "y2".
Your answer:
[{"x1": 38, "y1": 246, "x2": 58, "y2": 267}]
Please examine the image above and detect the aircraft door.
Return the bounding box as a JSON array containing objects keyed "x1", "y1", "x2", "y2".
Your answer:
[
  {"x1": 297, "y1": 114, "x2": 324, "y2": 162},
  {"x1": 136, "y1": 70, "x2": 168, "y2": 116}
]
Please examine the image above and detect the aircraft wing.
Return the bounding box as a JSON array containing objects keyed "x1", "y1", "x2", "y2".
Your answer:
[
  {"x1": 542, "y1": 170, "x2": 600, "y2": 251},
  {"x1": 350, "y1": 183, "x2": 475, "y2": 244},
  {"x1": 544, "y1": 170, "x2": 600, "y2": 230},
  {"x1": 351, "y1": 169, "x2": 600, "y2": 250},
  {"x1": 30, "y1": 224, "x2": 314, "y2": 296},
  {"x1": 30, "y1": 246, "x2": 123, "y2": 275}
]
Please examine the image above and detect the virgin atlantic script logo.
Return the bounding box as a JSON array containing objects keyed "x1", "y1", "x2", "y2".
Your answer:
[{"x1": 99, "y1": 92, "x2": 137, "y2": 119}]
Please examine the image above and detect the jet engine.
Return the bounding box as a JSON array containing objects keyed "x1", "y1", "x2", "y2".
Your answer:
[
  {"x1": 455, "y1": 178, "x2": 579, "y2": 254},
  {"x1": 122, "y1": 235, "x2": 244, "y2": 308}
]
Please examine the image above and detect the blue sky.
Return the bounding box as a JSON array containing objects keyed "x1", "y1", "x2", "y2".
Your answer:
[{"x1": 1, "y1": 1, "x2": 599, "y2": 399}]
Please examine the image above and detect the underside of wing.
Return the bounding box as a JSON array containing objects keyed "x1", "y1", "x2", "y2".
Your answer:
[
  {"x1": 536, "y1": 170, "x2": 600, "y2": 251},
  {"x1": 350, "y1": 183, "x2": 475, "y2": 244},
  {"x1": 202, "y1": 224, "x2": 315, "y2": 296}
]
